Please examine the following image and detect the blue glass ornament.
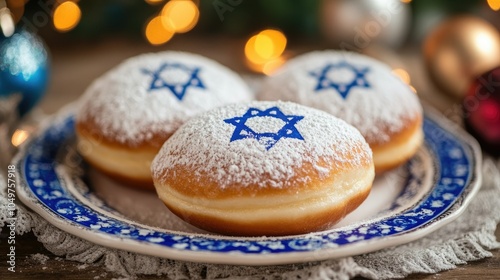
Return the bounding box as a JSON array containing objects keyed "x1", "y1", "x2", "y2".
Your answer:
[{"x1": 0, "y1": 30, "x2": 49, "y2": 116}]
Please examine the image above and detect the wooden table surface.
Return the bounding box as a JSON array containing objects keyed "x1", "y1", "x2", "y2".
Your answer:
[{"x1": 1, "y1": 36, "x2": 499, "y2": 279}]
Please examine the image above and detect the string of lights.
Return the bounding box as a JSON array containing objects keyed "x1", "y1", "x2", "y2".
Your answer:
[{"x1": 1, "y1": 0, "x2": 499, "y2": 79}]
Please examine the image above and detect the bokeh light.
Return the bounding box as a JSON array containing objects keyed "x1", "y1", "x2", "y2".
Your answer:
[
  {"x1": 145, "y1": 15, "x2": 174, "y2": 45},
  {"x1": 0, "y1": 8, "x2": 15, "y2": 37},
  {"x1": 245, "y1": 35, "x2": 265, "y2": 64},
  {"x1": 145, "y1": 0, "x2": 164, "y2": 5},
  {"x1": 11, "y1": 129, "x2": 29, "y2": 147},
  {"x1": 392, "y1": 68, "x2": 411, "y2": 84},
  {"x1": 245, "y1": 29, "x2": 287, "y2": 75},
  {"x1": 258, "y1": 29, "x2": 287, "y2": 59},
  {"x1": 473, "y1": 30, "x2": 497, "y2": 55},
  {"x1": 487, "y1": 0, "x2": 500, "y2": 11},
  {"x1": 53, "y1": 1, "x2": 81, "y2": 32},
  {"x1": 161, "y1": 0, "x2": 199, "y2": 33},
  {"x1": 245, "y1": 56, "x2": 287, "y2": 76},
  {"x1": 262, "y1": 56, "x2": 287, "y2": 76},
  {"x1": 254, "y1": 34, "x2": 274, "y2": 60},
  {"x1": 393, "y1": 68, "x2": 417, "y2": 93}
]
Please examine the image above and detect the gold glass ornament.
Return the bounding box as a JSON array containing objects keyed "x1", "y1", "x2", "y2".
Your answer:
[{"x1": 423, "y1": 16, "x2": 500, "y2": 99}]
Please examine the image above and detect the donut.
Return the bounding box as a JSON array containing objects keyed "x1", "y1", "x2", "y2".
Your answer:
[
  {"x1": 257, "y1": 51, "x2": 423, "y2": 173},
  {"x1": 76, "y1": 52, "x2": 253, "y2": 189},
  {"x1": 151, "y1": 101, "x2": 374, "y2": 236}
]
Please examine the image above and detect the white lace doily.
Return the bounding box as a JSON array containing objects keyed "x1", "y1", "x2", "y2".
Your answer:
[{"x1": 1, "y1": 157, "x2": 499, "y2": 279}]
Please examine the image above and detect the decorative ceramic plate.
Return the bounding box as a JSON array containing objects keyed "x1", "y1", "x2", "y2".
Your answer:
[{"x1": 15, "y1": 106, "x2": 481, "y2": 265}]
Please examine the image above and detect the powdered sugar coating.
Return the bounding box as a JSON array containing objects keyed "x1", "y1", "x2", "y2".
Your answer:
[
  {"x1": 257, "y1": 51, "x2": 422, "y2": 145},
  {"x1": 152, "y1": 101, "x2": 372, "y2": 189},
  {"x1": 77, "y1": 51, "x2": 253, "y2": 147}
]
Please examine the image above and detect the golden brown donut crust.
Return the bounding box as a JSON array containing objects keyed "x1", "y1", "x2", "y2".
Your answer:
[
  {"x1": 369, "y1": 114, "x2": 422, "y2": 150},
  {"x1": 370, "y1": 114, "x2": 423, "y2": 173},
  {"x1": 154, "y1": 142, "x2": 372, "y2": 199},
  {"x1": 163, "y1": 187, "x2": 370, "y2": 236},
  {"x1": 154, "y1": 160, "x2": 374, "y2": 236},
  {"x1": 151, "y1": 101, "x2": 376, "y2": 236},
  {"x1": 76, "y1": 123, "x2": 160, "y2": 189},
  {"x1": 76, "y1": 115, "x2": 176, "y2": 150}
]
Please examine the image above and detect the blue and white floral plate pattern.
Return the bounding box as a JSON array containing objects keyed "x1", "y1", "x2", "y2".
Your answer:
[{"x1": 14, "y1": 106, "x2": 481, "y2": 265}]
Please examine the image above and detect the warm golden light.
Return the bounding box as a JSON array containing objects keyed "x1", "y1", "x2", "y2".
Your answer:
[
  {"x1": 400, "y1": 0, "x2": 412, "y2": 3},
  {"x1": 254, "y1": 33, "x2": 275, "y2": 60},
  {"x1": 53, "y1": 1, "x2": 81, "y2": 32},
  {"x1": 11, "y1": 129, "x2": 29, "y2": 147},
  {"x1": 474, "y1": 30, "x2": 497, "y2": 55},
  {"x1": 245, "y1": 58, "x2": 264, "y2": 73},
  {"x1": 245, "y1": 57, "x2": 286, "y2": 76},
  {"x1": 261, "y1": 29, "x2": 287, "y2": 58},
  {"x1": 145, "y1": 16, "x2": 174, "y2": 45},
  {"x1": 245, "y1": 35, "x2": 265, "y2": 64},
  {"x1": 244, "y1": 29, "x2": 288, "y2": 74},
  {"x1": 263, "y1": 57, "x2": 286, "y2": 76},
  {"x1": 161, "y1": 0, "x2": 199, "y2": 33},
  {"x1": 393, "y1": 68, "x2": 416, "y2": 93},
  {"x1": 487, "y1": 0, "x2": 500, "y2": 11},
  {"x1": 392, "y1": 68, "x2": 411, "y2": 85},
  {"x1": 251, "y1": 29, "x2": 287, "y2": 61},
  {"x1": 145, "y1": 0, "x2": 164, "y2": 5}
]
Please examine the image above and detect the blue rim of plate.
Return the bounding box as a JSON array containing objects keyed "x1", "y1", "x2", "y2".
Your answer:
[{"x1": 14, "y1": 107, "x2": 482, "y2": 265}]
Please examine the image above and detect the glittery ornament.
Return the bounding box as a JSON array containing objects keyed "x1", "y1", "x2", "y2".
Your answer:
[
  {"x1": 0, "y1": 30, "x2": 50, "y2": 116},
  {"x1": 463, "y1": 67, "x2": 500, "y2": 156},
  {"x1": 424, "y1": 16, "x2": 500, "y2": 99}
]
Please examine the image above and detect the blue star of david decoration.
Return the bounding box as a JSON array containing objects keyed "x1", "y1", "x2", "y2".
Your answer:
[
  {"x1": 141, "y1": 63, "x2": 205, "y2": 101},
  {"x1": 224, "y1": 107, "x2": 305, "y2": 150},
  {"x1": 309, "y1": 61, "x2": 370, "y2": 99}
]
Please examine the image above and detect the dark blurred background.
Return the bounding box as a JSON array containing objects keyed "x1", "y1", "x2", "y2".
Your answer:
[
  {"x1": 8, "y1": 0, "x2": 500, "y2": 76},
  {"x1": 10, "y1": 0, "x2": 499, "y2": 45}
]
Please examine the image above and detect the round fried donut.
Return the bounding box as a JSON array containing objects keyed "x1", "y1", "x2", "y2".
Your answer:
[
  {"x1": 76, "y1": 52, "x2": 252, "y2": 189},
  {"x1": 258, "y1": 51, "x2": 423, "y2": 172},
  {"x1": 151, "y1": 101, "x2": 374, "y2": 236}
]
